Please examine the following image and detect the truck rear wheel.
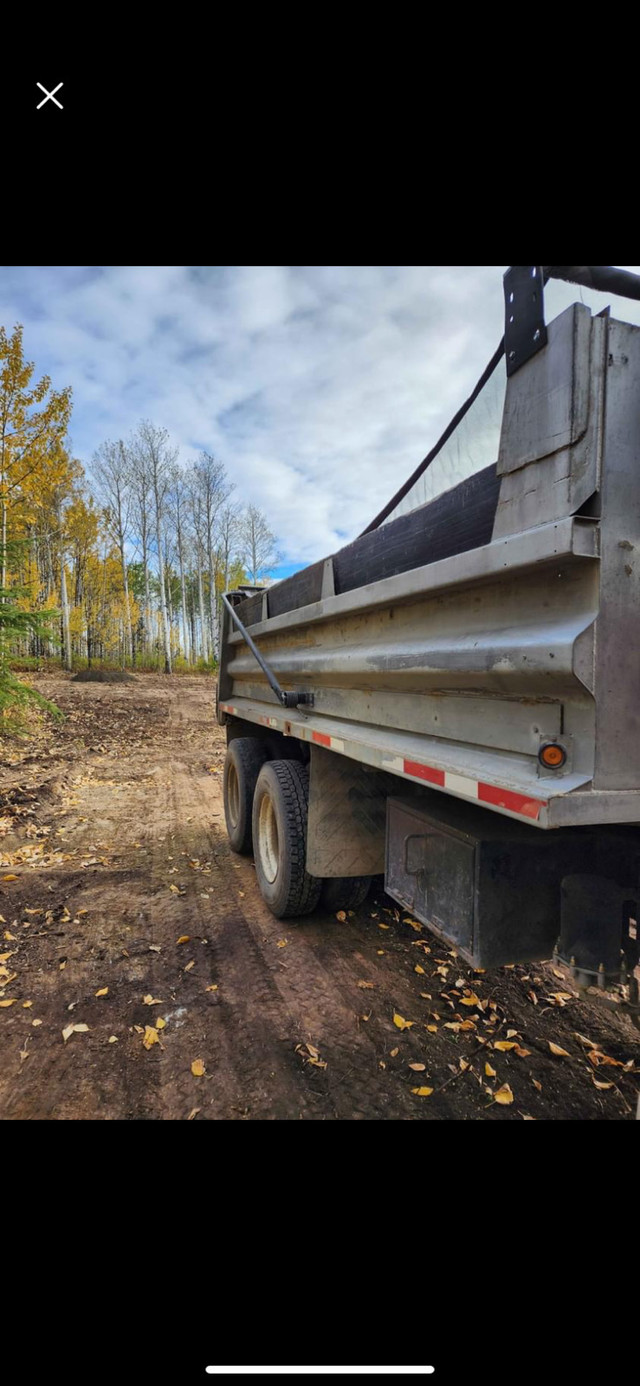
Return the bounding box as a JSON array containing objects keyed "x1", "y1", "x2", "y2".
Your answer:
[
  {"x1": 223, "y1": 737, "x2": 269, "y2": 854},
  {"x1": 320, "y1": 876, "x2": 371, "y2": 912},
  {"x1": 252, "y1": 759, "x2": 322, "y2": 918}
]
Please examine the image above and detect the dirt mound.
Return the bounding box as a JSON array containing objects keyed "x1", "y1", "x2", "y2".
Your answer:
[{"x1": 72, "y1": 669, "x2": 137, "y2": 684}]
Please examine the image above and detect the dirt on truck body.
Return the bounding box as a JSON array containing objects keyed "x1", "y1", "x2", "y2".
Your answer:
[{"x1": 0, "y1": 674, "x2": 637, "y2": 1121}]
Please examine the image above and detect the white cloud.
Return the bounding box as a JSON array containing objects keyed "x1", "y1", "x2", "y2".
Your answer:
[{"x1": 2, "y1": 264, "x2": 639, "y2": 570}]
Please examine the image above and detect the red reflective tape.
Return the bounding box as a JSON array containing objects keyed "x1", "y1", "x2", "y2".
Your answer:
[
  {"x1": 312, "y1": 731, "x2": 331, "y2": 747},
  {"x1": 404, "y1": 759, "x2": 445, "y2": 786},
  {"x1": 478, "y1": 782, "x2": 545, "y2": 820}
]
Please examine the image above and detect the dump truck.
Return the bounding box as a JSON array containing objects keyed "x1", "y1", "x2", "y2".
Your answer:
[{"x1": 217, "y1": 266, "x2": 640, "y2": 999}]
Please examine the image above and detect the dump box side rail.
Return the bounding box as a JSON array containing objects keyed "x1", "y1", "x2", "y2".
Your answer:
[{"x1": 219, "y1": 305, "x2": 640, "y2": 832}]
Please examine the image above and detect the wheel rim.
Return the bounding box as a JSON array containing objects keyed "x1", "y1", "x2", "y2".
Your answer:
[
  {"x1": 227, "y1": 761, "x2": 240, "y2": 827},
  {"x1": 258, "y1": 791, "x2": 279, "y2": 883}
]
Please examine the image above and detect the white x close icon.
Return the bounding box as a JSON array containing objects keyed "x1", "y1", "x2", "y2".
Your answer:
[{"x1": 37, "y1": 82, "x2": 63, "y2": 110}]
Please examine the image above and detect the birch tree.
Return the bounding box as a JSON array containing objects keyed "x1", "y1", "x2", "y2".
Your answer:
[
  {"x1": 217, "y1": 503, "x2": 241, "y2": 595},
  {"x1": 135, "y1": 421, "x2": 176, "y2": 674},
  {"x1": 167, "y1": 464, "x2": 192, "y2": 664},
  {"x1": 193, "y1": 453, "x2": 231, "y2": 658},
  {"x1": 129, "y1": 436, "x2": 153, "y2": 656},
  {"x1": 239, "y1": 504, "x2": 279, "y2": 583},
  {"x1": 187, "y1": 472, "x2": 210, "y2": 662},
  {"x1": 91, "y1": 439, "x2": 134, "y2": 665}
]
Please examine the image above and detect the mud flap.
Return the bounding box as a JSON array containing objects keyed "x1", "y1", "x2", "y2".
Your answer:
[{"x1": 306, "y1": 743, "x2": 388, "y2": 877}]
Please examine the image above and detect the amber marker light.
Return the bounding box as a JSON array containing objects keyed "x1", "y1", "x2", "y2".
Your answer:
[{"x1": 538, "y1": 743, "x2": 566, "y2": 769}]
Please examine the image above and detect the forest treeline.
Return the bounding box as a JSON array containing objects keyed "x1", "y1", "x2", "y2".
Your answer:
[{"x1": 0, "y1": 323, "x2": 280, "y2": 711}]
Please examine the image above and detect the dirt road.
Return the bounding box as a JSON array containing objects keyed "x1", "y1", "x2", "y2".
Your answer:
[{"x1": 0, "y1": 673, "x2": 637, "y2": 1120}]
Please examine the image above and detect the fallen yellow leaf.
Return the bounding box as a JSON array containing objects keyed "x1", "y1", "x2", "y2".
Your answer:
[
  {"x1": 95, "y1": 988, "x2": 109, "y2": 997},
  {"x1": 155, "y1": 1017, "x2": 167, "y2": 1030},
  {"x1": 187, "y1": 1108, "x2": 201, "y2": 1120},
  {"x1": 485, "y1": 1062, "x2": 497, "y2": 1078},
  {"x1": 276, "y1": 939, "x2": 287, "y2": 948},
  {"x1": 408, "y1": 1062, "x2": 426, "y2": 1072},
  {"x1": 494, "y1": 1040, "x2": 518, "y2": 1051},
  {"x1": 411, "y1": 1086, "x2": 434, "y2": 1096},
  {"x1": 184, "y1": 960, "x2": 195, "y2": 971},
  {"x1": 108, "y1": 1035, "x2": 118, "y2": 1043},
  {"x1": 143, "y1": 1026, "x2": 159, "y2": 1049},
  {"x1": 22, "y1": 1000, "x2": 33, "y2": 1009},
  {"x1": 62, "y1": 1023, "x2": 89, "y2": 1042},
  {"x1": 2, "y1": 874, "x2": 18, "y2": 881},
  {"x1": 176, "y1": 935, "x2": 190, "y2": 944},
  {"x1": 390, "y1": 1047, "x2": 399, "y2": 1057},
  {"x1": 513, "y1": 1045, "x2": 532, "y2": 1058},
  {"x1": 191, "y1": 1059, "x2": 205, "y2": 1077},
  {"x1": 393, "y1": 1013, "x2": 414, "y2": 1031},
  {"x1": 32, "y1": 1018, "x2": 43, "y2": 1027},
  {"x1": 588, "y1": 1050, "x2": 624, "y2": 1068},
  {"x1": 493, "y1": 1083, "x2": 514, "y2": 1105},
  {"x1": 414, "y1": 964, "x2": 425, "y2": 975},
  {"x1": 143, "y1": 994, "x2": 164, "y2": 1005},
  {"x1": 549, "y1": 1042, "x2": 571, "y2": 1057},
  {"x1": 205, "y1": 984, "x2": 218, "y2": 992},
  {"x1": 460, "y1": 994, "x2": 481, "y2": 1007},
  {"x1": 426, "y1": 1024, "x2": 438, "y2": 1033},
  {"x1": 0, "y1": 999, "x2": 17, "y2": 1007}
]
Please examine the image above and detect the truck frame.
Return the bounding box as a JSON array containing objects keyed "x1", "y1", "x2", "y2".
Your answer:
[{"x1": 217, "y1": 267, "x2": 640, "y2": 997}]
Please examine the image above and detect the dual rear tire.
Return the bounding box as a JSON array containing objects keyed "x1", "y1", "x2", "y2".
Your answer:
[{"x1": 222, "y1": 737, "x2": 372, "y2": 920}]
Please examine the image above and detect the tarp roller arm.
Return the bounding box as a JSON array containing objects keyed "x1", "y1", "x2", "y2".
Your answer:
[{"x1": 221, "y1": 591, "x2": 314, "y2": 709}]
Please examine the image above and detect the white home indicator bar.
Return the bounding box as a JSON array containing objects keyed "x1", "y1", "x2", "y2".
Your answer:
[{"x1": 206, "y1": 1370, "x2": 435, "y2": 1377}]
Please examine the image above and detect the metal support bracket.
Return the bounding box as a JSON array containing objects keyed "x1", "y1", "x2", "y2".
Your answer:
[{"x1": 504, "y1": 265, "x2": 548, "y2": 376}]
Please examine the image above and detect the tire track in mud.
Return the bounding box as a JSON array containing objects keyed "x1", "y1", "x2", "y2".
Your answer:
[
  {"x1": 161, "y1": 762, "x2": 430, "y2": 1120},
  {"x1": 140, "y1": 757, "x2": 325, "y2": 1119},
  {"x1": 141, "y1": 687, "x2": 451, "y2": 1120}
]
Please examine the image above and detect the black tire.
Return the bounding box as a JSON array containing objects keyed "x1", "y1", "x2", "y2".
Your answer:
[
  {"x1": 223, "y1": 737, "x2": 269, "y2": 854},
  {"x1": 320, "y1": 876, "x2": 372, "y2": 913},
  {"x1": 252, "y1": 759, "x2": 322, "y2": 918}
]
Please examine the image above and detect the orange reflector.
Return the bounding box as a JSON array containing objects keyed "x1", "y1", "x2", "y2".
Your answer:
[{"x1": 539, "y1": 743, "x2": 566, "y2": 768}]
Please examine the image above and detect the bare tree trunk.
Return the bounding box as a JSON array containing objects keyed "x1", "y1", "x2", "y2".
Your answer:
[
  {"x1": 208, "y1": 549, "x2": 217, "y2": 660},
  {"x1": 155, "y1": 518, "x2": 172, "y2": 673},
  {"x1": 60, "y1": 558, "x2": 72, "y2": 670},
  {"x1": 1, "y1": 496, "x2": 6, "y2": 594},
  {"x1": 197, "y1": 550, "x2": 209, "y2": 661},
  {"x1": 177, "y1": 528, "x2": 190, "y2": 663}
]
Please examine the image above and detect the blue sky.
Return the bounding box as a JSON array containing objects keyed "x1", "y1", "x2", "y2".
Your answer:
[{"x1": 2, "y1": 265, "x2": 639, "y2": 579}]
